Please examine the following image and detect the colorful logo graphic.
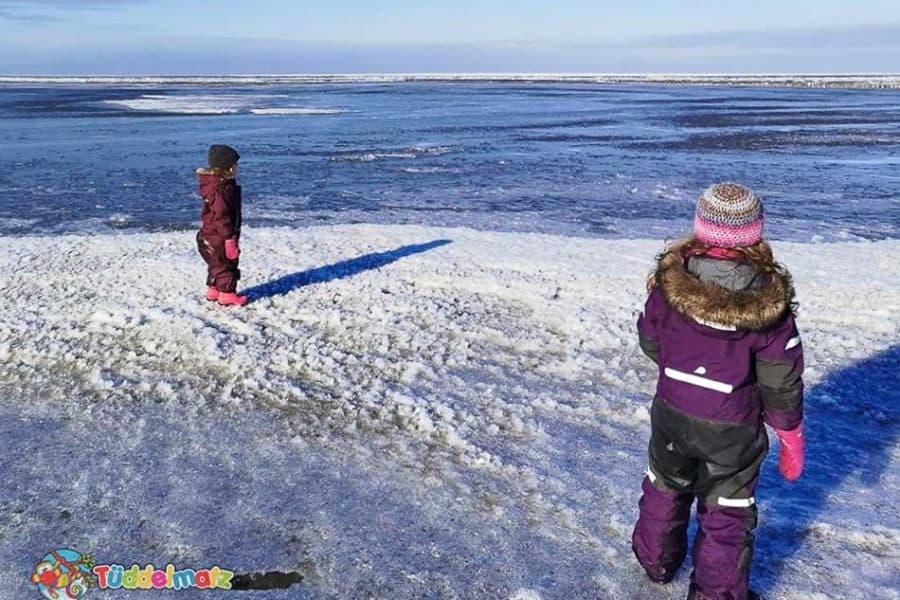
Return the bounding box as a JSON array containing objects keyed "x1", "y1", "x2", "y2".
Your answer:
[
  {"x1": 92, "y1": 564, "x2": 234, "y2": 590},
  {"x1": 31, "y1": 549, "x2": 95, "y2": 600},
  {"x1": 32, "y1": 550, "x2": 235, "y2": 596}
]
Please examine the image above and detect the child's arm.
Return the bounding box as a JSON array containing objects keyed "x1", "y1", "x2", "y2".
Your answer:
[
  {"x1": 756, "y1": 315, "x2": 805, "y2": 480},
  {"x1": 755, "y1": 314, "x2": 804, "y2": 431},
  {"x1": 637, "y1": 288, "x2": 662, "y2": 365},
  {"x1": 212, "y1": 181, "x2": 240, "y2": 242}
]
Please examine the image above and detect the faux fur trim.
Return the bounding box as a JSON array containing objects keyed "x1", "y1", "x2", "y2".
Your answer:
[
  {"x1": 655, "y1": 241, "x2": 794, "y2": 331},
  {"x1": 196, "y1": 168, "x2": 218, "y2": 176}
]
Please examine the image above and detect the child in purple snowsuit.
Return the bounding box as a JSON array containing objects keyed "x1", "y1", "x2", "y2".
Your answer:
[{"x1": 632, "y1": 183, "x2": 805, "y2": 600}]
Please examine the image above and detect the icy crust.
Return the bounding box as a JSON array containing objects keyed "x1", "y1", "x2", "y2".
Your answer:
[
  {"x1": 102, "y1": 93, "x2": 354, "y2": 115},
  {"x1": 3, "y1": 73, "x2": 900, "y2": 89},
  {"x1": 0, "y1": 225, "x2": 898, "y2": 599}
]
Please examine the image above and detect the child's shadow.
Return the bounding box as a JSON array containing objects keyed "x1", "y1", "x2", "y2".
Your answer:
[
  {"x1": 756, "y1": 344, "x2": 899, "y2": 588},
  {"x1": 243, "y1": 239, "x2": 453, "y2": 302}
]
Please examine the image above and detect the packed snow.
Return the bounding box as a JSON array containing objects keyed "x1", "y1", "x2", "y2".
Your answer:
[{"x1": 0, "y1": 224, "x2": 897, "y2": 599}]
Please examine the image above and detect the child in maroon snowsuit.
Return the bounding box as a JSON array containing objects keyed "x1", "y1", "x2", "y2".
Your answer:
[
  {"x1": 196, "y1": 145, "x2": 246, "y2": 306},
  {"x1": 632, "y1": 183, "x2": 805, "y2": 600}
]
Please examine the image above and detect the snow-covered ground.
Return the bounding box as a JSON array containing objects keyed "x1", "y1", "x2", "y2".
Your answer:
[{"x1": 1, "y1": 225, "x2": 897, "y2": 599}]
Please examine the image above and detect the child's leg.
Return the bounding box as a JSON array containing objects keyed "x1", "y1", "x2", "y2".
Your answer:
[
  {"x1": 225, "y1": 256, "x2": 241, "y2": 292},
  {"x1": 198, "y1": 234, "x2": 238, "y2": 292},
  {"x1": 632, "y1": 477, "x2": 693, "y2": 583},
  {"x1": 196, "y1": 232, "x2": 216, "y2": 287},
  {"x1": 632, "y1": 411, "x2": 698, "y2": 583},
  {"x1": 690, "y1": 438, "x2": 766, "y2": 600},
  {"x1": 689, "y1": 499, "x2": 757, "y2": 600}
]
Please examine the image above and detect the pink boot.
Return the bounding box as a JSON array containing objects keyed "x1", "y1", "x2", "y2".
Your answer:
[
  {"x1": 218, "y1": 291, "x2": 248, "y2": 306},
  {"x1": 206, "y1": 286, "x2": 220, "y2": 301}
]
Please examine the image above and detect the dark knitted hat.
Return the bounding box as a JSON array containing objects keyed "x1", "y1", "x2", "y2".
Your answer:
[{"x1": 207, "y1": 145, "x2": 240, "y2": 170}]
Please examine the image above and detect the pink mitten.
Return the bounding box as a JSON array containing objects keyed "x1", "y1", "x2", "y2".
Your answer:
[
  {"x1": 224, "y1": 238, "x2": 240, "y2": 260},
  {"x1": 775, "y1": 424, "x2": 804, "y2": 482}
]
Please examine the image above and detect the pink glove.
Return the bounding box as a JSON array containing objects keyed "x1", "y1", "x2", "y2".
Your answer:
[
  {"x1": 775, "y1": 424, "x2": 804, "y2": 482},
  {"x1": 224, "y1": 238, "x2": 240, "y2": 260}
]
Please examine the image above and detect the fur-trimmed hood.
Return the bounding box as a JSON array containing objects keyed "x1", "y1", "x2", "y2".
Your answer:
[
  {"x1": 196, "y1": 167, "x2": 235, "y2": 177},
  {"x1": 654, "y1": 241, "x2": 795, "y2": 331},
  {"x1": 196, "y1": 168, "x2": 236, "y2": 203}
]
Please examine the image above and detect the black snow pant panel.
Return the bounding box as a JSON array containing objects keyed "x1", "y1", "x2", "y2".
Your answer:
[
  {"x1": 648, "y1": 396, "x2": 768, "y2": 501},
  {"x1": 648, "y1": 418, "x2": 698, "y2": 493},
  {"x1": 197, "y1": 232, "x2": 240, "y2": 293}
]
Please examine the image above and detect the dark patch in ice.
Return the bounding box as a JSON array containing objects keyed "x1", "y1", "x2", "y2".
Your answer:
[
  {"x1": 671, "y1": 109, "x2": 900, "y2": 128},
  {"x1": 631, "y1": 130, "x2": 900, "y2": 151},
  {"x1": 230, "y1": 570, "x2": 304, "y2": 590},
  {"x1": 515, "y1": 134, "x2": 627, "y2": 143},
  {"x1": 431, "y1": 117, "x2": 615, "y2": 134}
]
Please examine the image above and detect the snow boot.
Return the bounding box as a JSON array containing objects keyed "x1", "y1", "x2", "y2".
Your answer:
[
  {"x1": 218, "y1": 291, "x2": 248, "y2": 306},
  {"x1": 643, "y1": 568, "x2": 675, "y2": 585},
  {"x1": 206, "y1": 286, "x2": 220, "y2": 301}
]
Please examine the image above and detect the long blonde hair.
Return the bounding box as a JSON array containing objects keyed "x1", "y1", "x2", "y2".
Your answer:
[
  {"x1": 647, "y1": 236, "x2": 789, "y2": 291},
  {"x1": 210, "y1": 165, "x2": 236, "y2": 178}
]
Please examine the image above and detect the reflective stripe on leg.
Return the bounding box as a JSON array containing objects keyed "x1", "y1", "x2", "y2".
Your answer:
[
  {"x1": 691, "y1": 499, "x2": 757, "y2": 599},
  {"x1": 717, "y1": 496, "x2": 755, "y2": 508}
]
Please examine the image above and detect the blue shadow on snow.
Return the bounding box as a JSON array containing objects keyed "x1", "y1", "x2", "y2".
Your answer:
[
  {"x1": 243, "y1": 239, "x2": 453, "y2": 302},
  {"x1": 755, "y1": 344, "x2": 899, "y2": 590}
]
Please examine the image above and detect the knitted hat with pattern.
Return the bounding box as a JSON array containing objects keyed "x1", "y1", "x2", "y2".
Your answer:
[{"x1": 693, "y1": 183, "x2": 764, "y2": 248}]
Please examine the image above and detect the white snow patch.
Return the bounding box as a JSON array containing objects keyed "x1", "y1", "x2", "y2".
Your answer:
[
  {"x1": 0, "y1": 224, "x2": 897, "y2": 599},
  {"x1": 250, "y1": 107, "x2": 352, "y2": 115}
]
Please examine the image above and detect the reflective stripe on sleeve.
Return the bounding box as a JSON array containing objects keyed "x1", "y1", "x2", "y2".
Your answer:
[{"x1": 785, "y1": 336, "x2": 802, "y2": 351}]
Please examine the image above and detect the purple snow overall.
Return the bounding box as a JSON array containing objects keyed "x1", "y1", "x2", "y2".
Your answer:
[
  {"x1": 196, "y1": 169, "x2": 242, "y2": 293},
  {"x1": 632, "y1": 241, "x2": 804, "y2": 600}
]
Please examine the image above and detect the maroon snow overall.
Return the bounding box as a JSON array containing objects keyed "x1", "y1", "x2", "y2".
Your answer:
[{"x1": 197, "y1": 170, "x2": 242, "y2": 292}]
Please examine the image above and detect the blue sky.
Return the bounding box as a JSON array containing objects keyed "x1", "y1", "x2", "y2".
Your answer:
[{"x1": 1, "y1": 0, "x2": 899, "y2": 74}]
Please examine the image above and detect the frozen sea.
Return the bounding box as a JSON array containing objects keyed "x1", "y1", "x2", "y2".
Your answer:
[{"x1": 1, "y1": 77, "x2": 898, "y2": 239}]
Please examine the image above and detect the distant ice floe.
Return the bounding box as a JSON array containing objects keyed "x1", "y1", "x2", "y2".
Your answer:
[
  {"x1": 249, "y1": 107, "x2": 352, "y2": 115},
  {"x1": 330, "y1": 146, "x2": 453, "y2": 162},
  {"x1": 6, "y1": 73, "x2": 900, "y2": 89},
  {"x1": 104, "y1": 93, "x2": 350, "y2": 115},
  {"x1": 400, "y1": 166, "x2": 458, "y2": 174}
]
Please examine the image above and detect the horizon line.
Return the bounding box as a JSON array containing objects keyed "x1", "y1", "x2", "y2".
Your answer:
[{"x1": 3, "y1": 72, "x2": 900, "y2": 78}]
